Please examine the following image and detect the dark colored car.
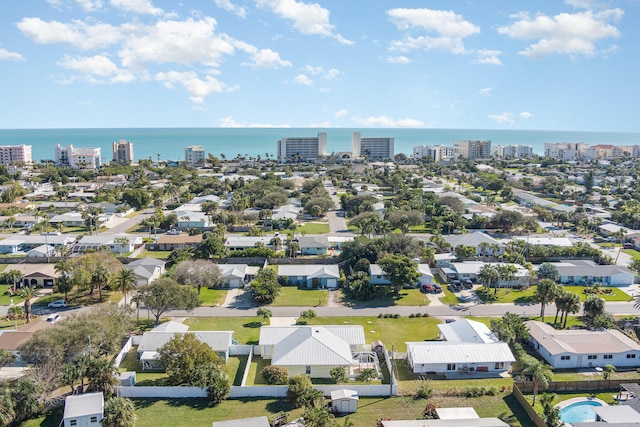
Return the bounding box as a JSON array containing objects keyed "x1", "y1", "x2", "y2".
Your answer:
[
  {"x1": 432, "y1": 283, "x2": 442, "y2": 293},
  {"x1": 422, "y1": 284, "x2": 434, "y2": 293},
  {"x1": 462, "y1": 279, "x2": 473, "y2": 289},
  {"x1": 450, "y1": 280, "x2": 462, "y2": 291}
]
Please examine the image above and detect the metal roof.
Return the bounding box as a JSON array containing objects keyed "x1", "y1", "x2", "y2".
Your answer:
[
  {"x1": 63, "y1": 392, "x2": 103, "y2": 419},
  {"x1": 406, "y1": 342, "x2": 515, "y2": 365},
  {"x1": 438, "y1": 319, "x2": 499, "y2": 344},
  {"x1": 276, "y1": 264, "x2": 340, "y2": 279},
  {"x1": 260, "y1": 325, "x2": 365, "y2": 347},
  {"x1": 271, "y1": 327, "x2": 356, "y2": 367}
]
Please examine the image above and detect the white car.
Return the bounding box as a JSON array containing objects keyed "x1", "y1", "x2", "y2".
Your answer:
[
  {"x1": 46, "y1": 313, "x2": 60, "y2": 323},
  {"x1": 48, "y1": 300, "x2": 67, "y2": 308}
]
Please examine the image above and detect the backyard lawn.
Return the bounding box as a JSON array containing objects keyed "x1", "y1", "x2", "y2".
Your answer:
[
  {"x1": 295, "y1": 222, "x2": 330, "y2": 234},
  {"x1": 269, "y1": 286, "x2": 328, "y2": 307},
  {"x1": 185, "y1": 316, "x2": 264, "y2": 344},
  {"x1": 136, "y1": 250, "x2": 173, "y2": 259}
]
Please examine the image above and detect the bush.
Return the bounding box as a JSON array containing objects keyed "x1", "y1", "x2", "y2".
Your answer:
[
  {"x1": 261, "y1": 366, "x2": 289, "y2": 385},
  {"x1": 415, "y1": 381, "x2": 433, "y2": 400},
  {"x1": 287, "y1": 375, "x2": 322, "y2": 408},
  {"x1": 356, "y1": 368, "x2": 378, "y2": 382},
  {"x1": 330, "y1": 366, "x2": 348, "y2": 384}
]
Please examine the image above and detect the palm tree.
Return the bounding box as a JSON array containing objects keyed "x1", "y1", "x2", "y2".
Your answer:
[
  {"x1": 270, "y1": 237, "x2": 281, "y2": 252},
  {"x1": 103, "y1": 397, "x2": 137, "y2": 427},
  {"x1": 289, "y1": 241, "x2": 300, "y2": 258},
  {"x1": 86, "y1": 357, "x2": 119, "y2": 397},
  {"x1": 92, "y1": 262, "x2": 111, "y2": 301},
  {"x1": 18, "y1": 286, "x2": 39, "y2": 323},
  {"x1": 521, "y1": 356, "x2": 553, "y2": 406},
  {"x1": 534, "y1": 279, "x2": 561, "y2": 320},
  {"x1": 562, "y1": 292, "x2": 582, "y2": 328},
  {"x1": 257, "y1": 307, "x2": 272, "y2": 325},
  {"x1": 478, "y1": 264, "x2": 500, "y2": 294},
  {"x1": 496, "y1": 264, "x2": 517, "y2": 290},
  {"x1": 111, "y1": 269, "x2": 137, "y2": 305}
]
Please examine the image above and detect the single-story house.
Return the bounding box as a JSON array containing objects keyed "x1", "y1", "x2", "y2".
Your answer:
[
  {"x1": 513, "y1": 237, "x2": 574, "y2": 247},
  {"x1": 438, "y1": 319, "x2": 499, "y2": 344},
  {"x1": 417, "y1": 264, "x2": 434, "y2": 287},
  {"x1": 598, "y1": 222, "x2": 635, "y2": 237},
  {"x1": 434, "y1": 253, "x2": 457, "y2": 268},
  {"x1": 137, "y1": 327, "x2": 234, "y2": 369},
  {"x1": 189, "y1": 195, "x2": 220, "y2": 205},
  {"x1": 276, "y1": 264, "x2": 340, "y2": 288},
  {"x1": 155, "y1": 234, "x2": 203, "y2": 251},
  {"x1": 63, "y1": 392, "x2": 103, "y2": 427},
  {"x1": 10, "y1": 264, "x2": 60, "y2": 287},
  {"x1": 258, "y1": 325, "x2": 366, "y2": 379},
  {"x1": 27, "y1": 244, "x2": 56, "y2": 258},
  {"x1": 0, "y1": 234, "x2": 76, "y2": 254},
  {"x1": 327, "y1": 236, "x2": 354, "y2": 249},
  {"x1": 225, "y1": 235, "x2": 285, "y2": 251},
  {"x1": 73, "y1": 233, "x2": 142, "y2": 254},
  {"x1": 405, "y1": 341, "x2": 515, "y2": 375},
  {"x1": 216, "y1": 264, "x2": 251, "y2": 288},
  {"x1": 127, "y1": 258, "x2": 166, "y2": 286},
  {"x1": 548, "y1": 260, "x2": 635, "y2": 286},
  {"x1": 448, "y1": 262, "x2": 530, "y2": 287},
  {"x1": 526, "y1": 320, "x2": 640, "y2": 369},
  {"x1": 296, "y1": 235, "x2": 331, "y2": 255},
  {"x1": 0, "y1": 331, "x2": 33, "y2": 363},
  {"x1": 369, "y1": 264, "x2": 392, "y2": 285},
  {"x1": 12, "y1": 215, "x2": 42, "y2": 228},
  {"x1": 442, "y1": 232, "x2": 505, "y2": 257},
  {"x1": 175, "y1": 211, "x2": 210, "y2": 229},
  {"x1": 49, "y1": 211, "x2": 114, "y2": 228},
  {"x1": 272, "y1": 204, "x2": 302, "y2": 221},
  {"x1": 212, "y1": 416, "x2": 270, "y2": 427}
]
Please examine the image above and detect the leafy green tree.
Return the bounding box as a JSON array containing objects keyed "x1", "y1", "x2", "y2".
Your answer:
[
  {"x1": 540, "y1": 393, "x2": 561, "y2": 427},
  {"x1": 287, "y1": 375, "x2": 323, "y2": 408},
  {"x1": 533, "y1": 279, "x2": 561, "y2": 319},
  {"x1": 174, "y1": 260, "x2": 223, "y2": 294},
  {"x1": 602, "y1": 364, "x2": 616, "y2": 380},
  {"x1": 536, "y1": 263, "x2": 559, "y2": 281},
  {"x1": 251, "y1": 268, "x2": 281, "y2": 305},
  {"x1": 261, "y1": 365, "x2": 289, "y2": 385},
  {"x1": 304, "y1": 406, "x2": 336, "y2": 427},
  {"x1": 378, "y1": 254, "x2": 420, "y2": 293},
  {"x1": 136, "y1": 278, "x2": 199, "y2": 325},
  {"x1": 299, "y1": 310, "x2": 317, "y2": 322},
  {"x1": 478, "y1": 264, "x2": 500, "y2": 294},
  {"x1": 111, "y1": 268, "x2": 137, "y2": 304},
  {"x1": 10, "y1": 376, "x2": 46, "y2": 423},
  {"x1": 345, "y1": 271, "x2": 377, "y2": 301},
  {"x1": 194, "y1": 236, "x2": 228, "y2": 259},
  {"x1": 103, "y1": 397, "x2": 137, "y2": 427},
  {"x1": 490, "y1": 312, "x2": 530, "y2": 348},
  {"x1": 0, "y1": 387, "x2": 16, "y2": 427},
  {"x1": 257, "y1": 307, "x2": 272, "y2": 325},
  {"x1": 192, "y1": 362, "x2": 230, "y2": 404},
  {"x1": 121, "y1": 189, "x2": 152, "y2": 210},
  {"x1": 157, "y1": 333, "x2": 221, "y2": 386},
  {"x1": 330, "y1": 366, "x2": 347, "y2": 384}
]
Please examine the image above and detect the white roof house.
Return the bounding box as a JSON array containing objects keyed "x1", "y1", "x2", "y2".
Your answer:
[
  {"x1": 259, "y1": 325, "x2": 366, "y2": 379},
  {"x1": 73, "y1": 233, "x2": 141, "y2": 254},
  {"x1": 276, "y1": 264, "x2": 340, "y2": 288},
  {"x1": 380, "y1": 418, "x2": 509, "y2": 427},
  {"x1": 216, "y1": 263, "x2": 250, "y2": 288},
  {"x1": 526, "y1": 320, "x2": 640, "y2": 369},
  {"x1": 438, "y1": 319, "x2": 499, "y2": 344},
  {"x1": 513, "y1": 237, "x2": 574, "y2": 247},
  {"x1": 225, "y1": 235, "x2": 285, "y2": 251},
  {"x1": 27, "y1": 244, "x2": 56, "y2": 258},
  {"x1": 443, "y1": 232, "x2": 505, "y2": 255},
  {"x1": 549, "y1": 260, "x2": 635, "y2": 286},
  {"x1": 450, "y1": 262, "x2": 529, "y2": 287},
  {"x1": 63, "y1": 392, "x2": 104, "y2": 427},
  {"x1": 406, "y1": 342, "x2": 515, "y2": 375}
]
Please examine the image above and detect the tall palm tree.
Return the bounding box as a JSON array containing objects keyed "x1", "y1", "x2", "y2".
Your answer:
[
  {"x1": 534, "y1": 279, "x2": 561, "y2": 320},
  {"x1": 17, "y1": 286, "x2": 39, "y2": 323},
  {"x1": 86, "y1": 357, "x2": 119, "y2": 397},
  {"x1": 521, "y1": 356, "x2": 553, "y2": 406},
  {"x1": 111, "y1": 269, "x2": 137, "y2": 305},
  {"x1": 562, "y1": 292, "x2": 582, "y2": 328},
  {"x1": 103, "y1": 397, "x2": 137, "y2": 427},
  {"x1": 92, "y1": 263, "x2": 111, "y2": 301},
  {"x1": 478, "y1": 264, "x2": 500, "y2": 294}
]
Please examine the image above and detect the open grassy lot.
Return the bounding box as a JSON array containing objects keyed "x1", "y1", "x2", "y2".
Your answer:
[
  {"x1": 33, "y1": 287, "x2": 122, "y2": 307},
  {"x1": 197, "y1": 287, "x2": 228, "y2": 307},
  {"x1": 270, "y1": 286, "x2": 328, "y2": 307},
  {"x1": 136, "y1": 250, "x2": 172, "y2": 259},
  {"x1": 339, "y1": 287, "x2": 432, "y2": 307},
  {"x1": 476, "y1": 285, "x2": 632, "y2": 304},
  {"x1": 296, "y1": 222, "x2": 330, "y2": 234},
  {"x1": 185, "y1": 317, "x2": 263, "y2": 344}
]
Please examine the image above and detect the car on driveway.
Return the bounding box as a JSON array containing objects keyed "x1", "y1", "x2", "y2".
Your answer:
[
  {"x1": 432, "y1": 283, "x2": 442, "y2": 293},
  {"x1": 46, "y1": 313, "x2": 61, "y2": 323},
  {"x1": 462, "y1": 279, "x2": 473, "y2": 289},
  {"x1": 48, "y1": 300, "x2": 67, "y2": 308}
]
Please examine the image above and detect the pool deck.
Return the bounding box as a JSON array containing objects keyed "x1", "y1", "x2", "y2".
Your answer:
[{"x1": 555, "y1": 396, "x2": 608, "y2": 410}]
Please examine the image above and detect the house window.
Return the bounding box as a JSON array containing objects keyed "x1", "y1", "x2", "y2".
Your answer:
[
  {"x1": 495, "y1": 362, "x2": 505, "y2": 369},
  {"x1": 588, "y1": 355, "x2": 597, "y2": 360},
  {"x1": 560, "y1": 356, "x2": 570, "y2": 360},
  {"x1": 604, "y1": 354, "x2": 613, "y2": 360},
  {"x1": 90, "y1": 416, "x2": 98, "y2": 423},
  {"x1": 447, "y1": 363, "x2": 456, "y2": 371},
  {"x1": 305, "y1": 366, "x2": 311, "y2": 375},
  {"x1": 627, "y1": 354, "x2": 636, "y2": 359},
  {"x1": 70, "y1": 421, "x2": 77, "y2": 426}
]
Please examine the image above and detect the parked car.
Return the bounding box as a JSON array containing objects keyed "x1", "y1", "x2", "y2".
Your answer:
[
  {"x1": 47, "y1": 300, "x2": 67, "y2": 308},
  {"x1": 422, "y1": 284, "x2": 434, "y2": 293},
  {"x1": 623, "y1": 242, "x2": 635, "y2": 249},
  {"x1": 46, "y1": 313, "x2": 60, "y2": 323},
  {"x1": 462, "y1": 279, "x2": 473, "y2": 289},
  {"x1": 449, "y1": 280, "x2": 462, "y2": 292},
  {"x1": 432, "y1": 283, "x2": 442, "y2": 293},
  {"x1": 167, "y1": 229, "x2": 180, "y2": 235}
]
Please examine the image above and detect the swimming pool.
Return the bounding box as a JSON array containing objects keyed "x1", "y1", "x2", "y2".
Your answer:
[{"x1": 559, "y1": 400, "x2": 603, "y2": 424}]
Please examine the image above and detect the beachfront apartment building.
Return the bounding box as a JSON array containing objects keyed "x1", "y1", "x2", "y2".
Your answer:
[
  {"x1": 492, "y1": 144, "x2": 533, "y2": 159},
  {"x1": 585, "y1": 144, "x2": 628, "y2": 160},
  {"x1": 277, "y1": 132, "x2": 327, "y2": 163},
  {"x1": 112, "y1": 139, "x2": 134, "y2": 164},
  {"x1": 184, "y1": 145, "x2": 205, "y2": 167},
  {"x1": 54, "y1": 144, "x2": 101, "y2": 170},
  {"x1": 352, "y1": 132, "x2": 394, "y2": 160},
  {"x1": 413, "y1": 145, "x2": 454, "y2": 162},
  {"x1": 0, "y1": 144, "x2": 32, "y2": 166},
  {"x1": 453, "y1": 140, "x2": 491, "y2": 160},
  {"x1": 543, "y1": 142, "x2": 588, "y2": 161}
]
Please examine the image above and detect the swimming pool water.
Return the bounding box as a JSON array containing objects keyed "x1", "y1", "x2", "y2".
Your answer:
[{"x1": 559, "y1": 401, "x2": 603, "y2": 424}]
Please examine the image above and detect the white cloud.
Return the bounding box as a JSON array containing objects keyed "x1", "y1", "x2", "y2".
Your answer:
[
  {"x1": 293, "y1": 74, "x2": 313, "y2": 85},
  {"x1": 75, "y1": 0, "x2": 104, "y2": 12},
  {"x1": 256, "y1": 0, "x2": 353, "y2": 45},
  {"x1": 110, "y1": 0, "x2": 163, "y2": 15},
  {"x1": 214, "y1": 0, "x2": 247, "y2": 18},
  {"x1": 218, "y1": 116, "x2": 291, "y2": 127},
  {"x1": 474, "y1": 49, "x2": 502, "y2": 65},
  {"x1": 0, "y1": 48, "x2": 25, "y2": 61},
  {"x1": 323, "y1": 68, "x2": 340, "y2": 79},
  {"x1": 497, "y1": 9, "x2": 623, "y2": 59},
  {"x1": 303, "y1": 65, "x2": 323, "y2": 75},
  {"x1": 17, "y1": 17, "x2": 123, "y2": 50},
  {"x1": 385, "y1": 55, "x2": 412, "y2": 64},
  {"x1": 519, "y1": 111, "x2": 533, "y2": 119},
  {"x1": 155, "y1": 71, "x2": 238, "y2": 103},
  {"x1": 478, "y1": 87, "x2": 493, "y2": 96},
  {"x1": 387, "y1": 8, "x2": 479, "y2": 54},
  {"x1": 354, "y1": 115, "x2": 424, "y2": 127},
  {"x1": 334, "y1": 109, "x2": 348, "y2": 118},
  {"x1": 488, "y1": 112, "x2": 515, "y2": 125},
  {"x1": 247, "y1": 48, "x2": 292, "y2": 69},
  {"x1": 58, "y1": 54, "x2": 134, "y2": 83},
  {"x1": 118, "y1": 17, "x2": 234, "y2": 69}
]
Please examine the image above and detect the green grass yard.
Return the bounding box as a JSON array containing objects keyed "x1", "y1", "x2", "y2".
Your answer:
[
  {"x1": 269, "y1": 286, "x2": 328, "y2": 307},
  {"x1": 623, "y1": 249, "x2": 640, "y2": 260},
  {"x1": 339, "y1": 287, "x2": 432, "y2": 307},
  {"x1": 197, "y1": 287, "x2": 228, "y2": 307},
  {"x1": 476, "y1": 285, "x2": 632, "y2": 304},
  {"x1": 185, "y1": 317, "x2": 264, "y2": 344},
  {"x1": 0, "y1": 284, "x2": 23, "y2": 306},
  {"x1": 295, "y1": 222, "x2": 330, "y2": 234},
  {"x1": 136, "y1": 250, "x2": 173, "y2": 259}
]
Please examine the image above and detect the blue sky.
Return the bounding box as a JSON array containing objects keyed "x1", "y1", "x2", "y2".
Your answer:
[{"x1": 0, "y1": 0, "x2": 638, "y2": 131}]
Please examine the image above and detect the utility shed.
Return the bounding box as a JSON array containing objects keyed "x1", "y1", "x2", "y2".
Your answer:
[
  {"x1": 63, "y1": 392, "x2": 104, "y2": 427},
  {"x1": 331, "y1": 389, "x2": 359, "y2": 414}
]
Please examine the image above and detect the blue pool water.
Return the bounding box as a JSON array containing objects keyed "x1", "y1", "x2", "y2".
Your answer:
[{"x1": 559, "y1": 401, "x2": 603, "y2": 424}]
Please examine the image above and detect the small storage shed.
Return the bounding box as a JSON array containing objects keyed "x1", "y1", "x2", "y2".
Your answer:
[
  {"x1": 118, "y1": 371, "x2": 136, "y2": 387},
  {"x1": 331, "y1": 389, "x2": 359, "y2": 414}
]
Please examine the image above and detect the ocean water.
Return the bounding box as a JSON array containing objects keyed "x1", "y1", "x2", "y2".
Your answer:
[{"x1": 0, "y1": 127, "x2": 639, "y2": 163}]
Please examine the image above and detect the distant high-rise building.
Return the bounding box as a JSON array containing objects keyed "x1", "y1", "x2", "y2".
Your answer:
[
  {"x1": 543, "y1": 142, "x2": 588, "y2": 161},
  {"x1": 492, "y1": 145, "x2": 533, "y2": 159},
  {"x1": 277, "y1": 132, "x2": 327, "y2": 163},
  {"x1": 0, "y1": 144, "x2": 32, "y2": 166},
  {"x1": 184, "y1": 145, "x2": 205, "y2": 167},
  {"x1": 112, "y1": 139, "x2": 134, "y2": 164},
  {"x1": 54, "y1": 144, "x2": 101, "y2": 169},
  {"x1": 585, "y1": 144, "x2": 627, "y2": 160},
  {"x1": 352, "y1": 132, "x2": 394, "y2": 160},
  {"x1": 453, "y1": 140, "x2": 491, "y2": 160},
  {"x1": 413, "y1": 145, "x2": 454, "y2": 162}
]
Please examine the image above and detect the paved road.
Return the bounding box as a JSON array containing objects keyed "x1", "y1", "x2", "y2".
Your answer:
[{"x1": 323, "y1": 180, "x2": 352, "y2": 235}]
